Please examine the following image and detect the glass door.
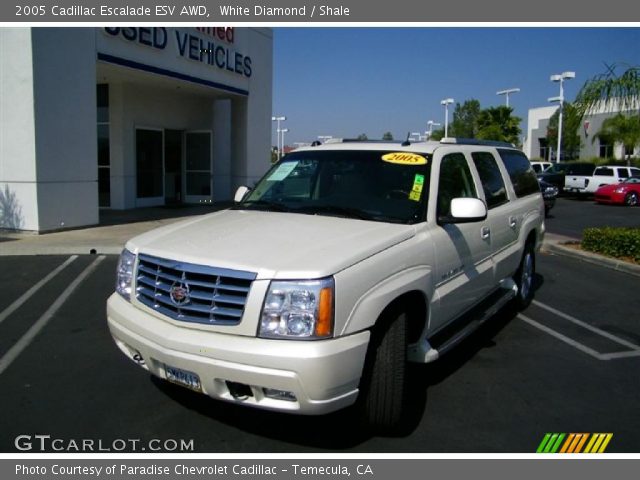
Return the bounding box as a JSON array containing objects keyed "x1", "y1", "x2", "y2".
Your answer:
[
  {"x1": 135, "y1": 128, "x2": 164, "y2": 207},
  {"x1": 184, "y1": 131, "x2": 212, "y2": 204}
]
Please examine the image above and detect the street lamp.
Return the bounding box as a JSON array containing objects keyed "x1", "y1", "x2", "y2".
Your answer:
[
  {"x1": 497, "y1": 88, "x2": 520, "y2": 107},
  {"x1": 271, "y1": 116, "x2": 286, "y2": 160},
  {"x1": 548, "y1": 71, "x2": 575, "y2": 162},
  {"x1": 440, "y1": 98, "x2": 454, "y2": 138},
  {"x1": 280, "y1": 128, "x2": 289, "y2": 155},
  {"x1": 427, "y1": 120, "x2": 441, "y2": 140}
]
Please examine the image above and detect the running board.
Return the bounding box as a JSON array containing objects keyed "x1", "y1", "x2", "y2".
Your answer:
[{"x1": 408, "y1": 279, "x2": 518, "y2": 363}]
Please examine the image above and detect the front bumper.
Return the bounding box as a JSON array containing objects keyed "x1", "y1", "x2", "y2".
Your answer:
[{"x1": 107, "y1": 293, "x2": 370, "y2": 415}]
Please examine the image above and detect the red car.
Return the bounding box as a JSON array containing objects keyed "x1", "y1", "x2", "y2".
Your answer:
[{"x1": 594, "y1": 177, "x2": 640, "y2": 206}]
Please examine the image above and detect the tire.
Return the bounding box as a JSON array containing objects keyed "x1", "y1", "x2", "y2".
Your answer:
[
  {"x1": 358, "y1": 311, "x2": 408, "y2": 433},
  {"x1": 624, "y1": 191, "x2": 639, "y2": 206},
  {"x1": 513, "y1": 242, "x2": 535, "y2": 310}
]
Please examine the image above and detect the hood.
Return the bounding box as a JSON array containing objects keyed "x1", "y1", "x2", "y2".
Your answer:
[
  {"x1": 595, "y1": 183, "x2": 621, "y2": 193},
  {"x1": 127, "y1": 209, "x2": 415, "y2": 279}
]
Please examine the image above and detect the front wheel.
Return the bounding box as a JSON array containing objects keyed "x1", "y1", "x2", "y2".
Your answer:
[
  {"x1": 513, "y1": 243, "x2": 535, "y2": 310},
  {"x1": 358, "y1": 311, "x2": 408, "y2": 433},
  {"x1": 625, "y1": 192, "x2": 639, "y2": 206}
]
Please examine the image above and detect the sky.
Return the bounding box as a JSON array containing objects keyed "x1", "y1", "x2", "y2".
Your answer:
[{"x1": 271, "y1": 27, "x2": 640, "y2": 146}]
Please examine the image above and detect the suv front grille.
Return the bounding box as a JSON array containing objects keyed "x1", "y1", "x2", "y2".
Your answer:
[{"x1": 135, "y1": 254, "x2": 256, "y2": 326}]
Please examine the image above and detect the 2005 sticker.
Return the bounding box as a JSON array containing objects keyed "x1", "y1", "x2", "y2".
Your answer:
[{"x1": 381, "y1": 152, "x2": 428, "y2": 165}]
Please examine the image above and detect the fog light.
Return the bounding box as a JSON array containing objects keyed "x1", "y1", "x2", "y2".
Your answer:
[{"x1": 263, "y1": 388, "x2": 297, "y2": 402}]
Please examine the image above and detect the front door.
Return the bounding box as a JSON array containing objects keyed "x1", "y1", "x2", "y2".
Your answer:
[{"x1": 183, "y1": 131, "x2": 212, "y2": 204}]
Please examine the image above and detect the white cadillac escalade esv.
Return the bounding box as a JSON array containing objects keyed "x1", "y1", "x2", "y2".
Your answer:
[{"x1": 107, "y1": 138, "x2": 545, "y2": 432}]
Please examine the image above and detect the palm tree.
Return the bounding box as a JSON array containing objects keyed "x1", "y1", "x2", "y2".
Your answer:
[
  {"x1": 593, "y1": 114, "x2": 640, "y2": 164},
  {"x1": 574, "y1": 64, "x2": 640, "y2": 117}
]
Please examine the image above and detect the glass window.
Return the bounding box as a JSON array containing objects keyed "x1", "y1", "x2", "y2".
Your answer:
[
  {"x1": 437, "y1": 153, "x2": 477, "y2": 219},
  {"x1": 239, "y1": 150, "x2": 431, "y2": 225},
  {"x1": 497, "y1": 149, "x2": 539, "y2": 197},
  {"x1": 617, "y1": 168, "x2": 629, "y2": 179},
  {"x1": 595, "y1": 167, "x2": 614, "y2": 177},
  {"x1": 136, "y1": 129, "x2": 163, "y2": 198},
  {"x1": 472, "y1": 152, "x2": 508, "y2": 209},
  {"x1": 630, "y1": 168, "x2": 640, "y2": 178}
]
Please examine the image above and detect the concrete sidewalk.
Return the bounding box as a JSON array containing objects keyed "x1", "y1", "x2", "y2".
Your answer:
[{"x1": 0, "y1": 204, "x2": 231, "y2": 256}]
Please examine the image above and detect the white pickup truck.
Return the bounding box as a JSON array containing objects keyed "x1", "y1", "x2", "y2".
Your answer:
[
  {"x1": 107, "y1": 138, "x2": 545, "y2": 432},
  {"x1": 575, "y1": 165, "x2": 640, "y2": 194}
]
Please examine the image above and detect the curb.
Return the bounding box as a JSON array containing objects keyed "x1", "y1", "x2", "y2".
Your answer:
[{"x1": 542, "y1": 241, "x2": 640, "y2": 278}]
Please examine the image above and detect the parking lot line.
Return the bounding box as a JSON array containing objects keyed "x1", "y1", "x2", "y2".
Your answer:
[
  {"x1": 518, "y1": 313, "x2": 606, "y2": 360},
  {"x1": 0, "y1": 255, "x2": 78, "y2": 326},
  {"x1": 532, "y1": 300, "x2": 640, "y2": 351},
  {"x1": 0, "y1": 255, "x2": 105, "y2": 377}
]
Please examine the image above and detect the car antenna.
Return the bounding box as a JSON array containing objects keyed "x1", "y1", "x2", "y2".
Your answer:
[{"x1": 401, "y1": 132, "x2": 411, "y2": 146}]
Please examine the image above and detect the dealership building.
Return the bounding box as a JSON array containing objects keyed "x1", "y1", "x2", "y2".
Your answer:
[{"x1": 0, "y1": 27, "x2": 273, "y2": 232}]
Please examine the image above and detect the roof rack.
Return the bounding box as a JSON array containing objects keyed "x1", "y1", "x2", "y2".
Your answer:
[{"x1": 440, "y1": 137, "x2": 515, "y2": 148}]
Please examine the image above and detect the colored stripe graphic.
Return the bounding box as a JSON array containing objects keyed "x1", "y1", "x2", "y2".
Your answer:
[{"x1": 537, "y1": 433, "x2": 613, "y2": 453}]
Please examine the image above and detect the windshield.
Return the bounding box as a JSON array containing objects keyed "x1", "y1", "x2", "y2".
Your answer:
[
  {"x1": 623, "y1": 177, "x2": 640, "y2": 184},
  {"x1": 236, "y1": 150, "x2": 432, "y2": 224}
]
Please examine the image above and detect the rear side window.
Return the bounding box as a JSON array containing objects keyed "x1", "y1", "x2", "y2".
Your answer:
[
  {"x1": 472, "y1": 152, "x2": 508, "y2": 209},
  {"x1": 631, "y1": 168, "x2": 640, "y2": 178},
  {"x1": 617, "y1": 168, "x2": 629, "y2": 179},
  {"x1": 497, "y1": 149, "x2": 539, "y2": 197}
]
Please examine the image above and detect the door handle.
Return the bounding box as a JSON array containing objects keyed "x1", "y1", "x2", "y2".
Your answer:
[
  {"x1": 508, "y1": 216, "x2": 517, "y2": 229},
  {"x1": 481, "y1": 226, "x2": 491, "y2": 239}
]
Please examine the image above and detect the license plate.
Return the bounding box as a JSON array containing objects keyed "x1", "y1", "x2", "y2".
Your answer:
[{"x1": 165, "y1": 365, "x2": 202, "y2": 392}]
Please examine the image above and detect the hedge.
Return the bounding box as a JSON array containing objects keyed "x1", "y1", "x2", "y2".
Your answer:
[{"x1": 582, "y1": 227, "x2": 640, "y2": 263}]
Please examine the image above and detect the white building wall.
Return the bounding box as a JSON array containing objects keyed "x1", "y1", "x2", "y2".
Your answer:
[
  {"x1": 31, "y1": 28, "x2": 98, "y2": 231},
  {"x1": 524, "y1": 105, "x2": 558, "y2": 159},
  {"x1": 0, "y1": 28, "x2": 39, "y2": 230}
]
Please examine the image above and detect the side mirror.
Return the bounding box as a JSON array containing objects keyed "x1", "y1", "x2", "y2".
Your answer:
[
  {"x1": 440, "y1": 197, "x2": 487, "y2": 224},
  {"x1": 234, "y1": 185, "x2": 251, "y2": 203}
]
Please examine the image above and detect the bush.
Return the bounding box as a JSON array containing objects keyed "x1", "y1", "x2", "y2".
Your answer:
[{"x1": 582, "y1": 227, "x2": 640, "y2": 263}]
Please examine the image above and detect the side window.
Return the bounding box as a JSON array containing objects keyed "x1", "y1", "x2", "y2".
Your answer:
[
  {"x1": 437, "y1": 153, "x2": 477, "y2": 218},
  {"x1": 497, "y1": 149, "x2": 539, "y2": 197},
  {"x1": 472, "y1": 152, "x2": 509, "y2": 209},
  {"x1": 595, "y1": 167, "x2": 614, "y2": 177},
  {"x1": 617, "y1": 168, "x2": 629, "y2": 179},
  {"x1": 631, "y1": 169, "x2": 640, "y2": 178}
]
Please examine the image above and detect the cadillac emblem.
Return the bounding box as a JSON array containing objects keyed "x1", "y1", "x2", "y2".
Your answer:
[{"x1": 169, "y1": 281, "x2": 190, "y2": 306}]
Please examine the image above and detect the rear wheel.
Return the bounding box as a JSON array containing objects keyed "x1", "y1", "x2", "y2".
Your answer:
[
  {"x1": 624, "y1": 191, "x2": 639, "y2": 206},
  {"x1": 513, "y1": 242, "x2": 535, "y2": 310},
  {"x1": 358, "y1": 311, "x2": 408, "y2": 433}
]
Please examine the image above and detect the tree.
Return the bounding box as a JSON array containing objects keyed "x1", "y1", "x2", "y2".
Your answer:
[
  {"x1": 450, "y1": 99, "x2": 481, "y2": 138},
  {"x1": 476, "y1": 106, "x2": 521, "y2": 145},
  {"x1": 382, "y1": 131, "x2": 394, "y2": 141},
  {"x1": 593, "y1": 113, "x2": 640, "y2": 164},
  {"x1": 574, "y1": 63, "x2": 640, "y2": 118},
  {"x1": 356, "y1": 133, "x2": 368, "y2": 141},
  {"x1": 546, "y1": 102, "x2": 582, "y2": 159},
  {"x1": 429, "y1": 128, "x2": 445, "y2": 142}
]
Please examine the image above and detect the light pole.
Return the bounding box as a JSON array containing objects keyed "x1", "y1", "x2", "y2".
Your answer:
[
  {"x1": 549, "y1": 71, "x2": 575, "y2": 162},
  {"x1": 440, "y1": 98, "x2": 454, "y2": 138},
  {"x1": 271, "y1": 116, "x2": 286, "y2": 160},
  {"x1": 280, "y1": 128, "x2": 289, "y2": 155},
  {"x1": 427, "y1": 120, "x2": 441, "y2": 140},
  {"x1": 497, "y1": 88, "x2": 520, "y2": 107}
]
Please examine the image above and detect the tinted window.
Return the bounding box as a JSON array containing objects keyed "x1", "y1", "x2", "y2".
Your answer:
[
  {"x1": 567, "y1": 163, "x2": 596, "y2": 175},
  {"x1": 497, "y1": 149, "x2": 539, "y2": 197},
  {"x1": 631, "y1": 168, "x2": 640, "y2": 178},
  {"x1": 472, "y1": 152, "x2": 508, "y2": 209},
  {"x1": 595, "y1": 167, "x2": 614, "y2": 177},
  {"x1": 617, "y1": 168, "x2": 629, "y2": 179},
  {"x1": 437, "y1": 153, "x2": 477, "y2": 219}
]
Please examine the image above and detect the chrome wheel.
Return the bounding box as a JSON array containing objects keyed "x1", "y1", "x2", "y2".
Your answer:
[
  {"x1": 625, "y1": 192, "x2": 638, "y2": 206},
  {"x1": 520, "y1": 252, "x2": 534, "y2": 302}
]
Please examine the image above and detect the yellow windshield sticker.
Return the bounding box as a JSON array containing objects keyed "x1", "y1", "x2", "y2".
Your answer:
[
  {"x1": 381, "y1": 152, "x2": 427, "y2": 165},
  {"x1": 409, "y1": 174, "x2": 425, "y2": 202}
]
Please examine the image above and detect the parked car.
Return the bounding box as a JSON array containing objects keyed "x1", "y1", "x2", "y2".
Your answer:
[
  {"x1": 537, "y1": 162, "x2": 595, "y2": 193},
  {"x1": 107, "y1": 138, "x2": 544, "y2": 432},
  {"x1": 539, "y1": 179, "x2": 558, "y2": 216},
  {"x1": 594, "y1": 177, "x2": 640, "y2": 206},
  {"x1": 530, "y1": 161, "x2": 552, "y2": 174},
  {"x1": 583, "y1": 165, "x2": 640, "y2": 194}
]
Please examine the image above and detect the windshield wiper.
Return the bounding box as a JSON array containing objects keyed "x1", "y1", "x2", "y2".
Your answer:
[
  {"x1": 293, "y1": 205, "x2": 375, "y2": 221},
  {"x1": 235, "y1": 200, "x2": 291, "y2": 212}
]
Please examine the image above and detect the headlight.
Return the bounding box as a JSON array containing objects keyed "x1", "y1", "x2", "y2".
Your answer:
[
  {"x1": 116, "y1": 248, "x2": 136, "y2": 301},
  {"x1": 544, "y1": 186, "x2": 558, "y2": 197},
  {"x1": 259, "y1": 278, "x2": 334, "y2": 339},
  {"x1": 614, "y1": 187, "x2": 625, "y2": 193}
]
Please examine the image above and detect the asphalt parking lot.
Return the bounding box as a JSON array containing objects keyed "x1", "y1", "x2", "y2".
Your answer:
[{"x1": 0, "y1": 247, "x2": 638, "y2": 452}]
